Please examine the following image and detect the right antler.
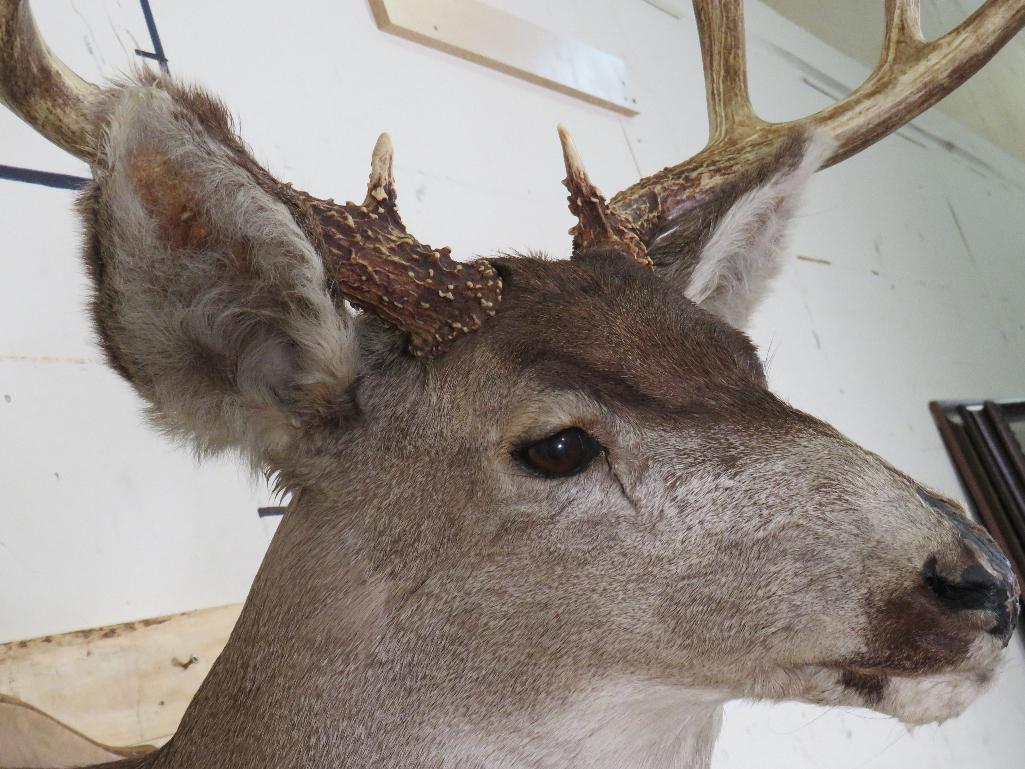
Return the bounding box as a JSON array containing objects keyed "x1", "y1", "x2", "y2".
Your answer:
[
  {"x1": 0, "y1": 0, "x2": 501, "y2": 357},
  {"x1": 566, "y1": 0, "x2": 1025, "y2": 264},
  {"x1": 804, "y1": 0, "x2": 1025, "y2": 165}
]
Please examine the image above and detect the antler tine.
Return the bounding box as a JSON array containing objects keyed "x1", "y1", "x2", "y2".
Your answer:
[
  {"x1": 694, "y1": 0, "x2": 762, "y2": 143},
  {"x1": 810, "y1": 0, "x2": 1025, "y2": 165},
  {"x1": 365, "y1": 132, "x2": 396, "y2": 207},
  {"x1": 0, "y1": 0, "x2": 99, "y2": 159},
  {"x1": 603, "y1": 0, "x2": 1025, "y2": 258},
  {"x1": 296, "y1": 136, "x2": 502, "y2": 357},
  {"x1": 557, "y1": 124, "x2": 650, "y2": 265},
  {"x1": 363, "y1": 132, "x2": 405, "y2": 229},
  {"x1": 882, "y1": 0, "x2": 924, "y2": 63}
]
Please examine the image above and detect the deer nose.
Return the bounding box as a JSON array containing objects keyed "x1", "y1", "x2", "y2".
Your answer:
[
  {"x1": 922, "y1": 555, "x2": 1019, "y2": 641},
  {"x1": 915, "y1": 485, "x2": 1020, "y2": 641}
]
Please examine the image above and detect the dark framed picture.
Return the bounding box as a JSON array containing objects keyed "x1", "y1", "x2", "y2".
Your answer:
[{"x1": 930, "y1": 399, "x2": 1025, "y2": 586}]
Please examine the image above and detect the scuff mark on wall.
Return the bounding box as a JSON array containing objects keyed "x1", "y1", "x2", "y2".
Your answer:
[
  {"x1": 894, "y1": 132, "x2": 928, "y2": 150},
  {"x1": 69, "y1": 0, "x2": 105, "y2": 70},
  {"x1": 800, "y1": 77, "x2": 841, "y2": 102},
  {"x1": 903, "y1": 122, "x2": 1023, "y2": 191},
  {"x1": 945, "y1": 198, "x2": 975, "y2": 263},
  {"x1": 619, "y1": 120, "x2": 644, "y2": 178},
  {"x1": 761, "y1": 42, "x2": 850, "y2": 102}
]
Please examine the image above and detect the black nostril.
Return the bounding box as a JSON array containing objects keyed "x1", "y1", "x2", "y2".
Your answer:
[{"x1": 923, "y1": 556, "x2": 1007, "y2": 616}]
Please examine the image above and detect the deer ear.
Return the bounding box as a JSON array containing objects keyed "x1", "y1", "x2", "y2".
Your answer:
[
  {"x1": 84, "y1": 83, "x2": 359, "y2": 465},
  {"x1": 664, "y1": 131, "x2": 834, "y2": 328}
]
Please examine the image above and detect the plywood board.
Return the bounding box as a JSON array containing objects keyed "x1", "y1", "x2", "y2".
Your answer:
[
  {"x1": 0, "y1": 604, "x2": 241, "y2": 747},
  {"x1": 0, "y1": 695, "x2": 152, "y2": 769},
  {"x1": 369, "y1": 0, "x2": 638, "y2": 115}
]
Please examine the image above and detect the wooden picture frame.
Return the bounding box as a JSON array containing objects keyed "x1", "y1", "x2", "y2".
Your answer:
[
  {"x1": 368, "y1": 0, "x2": 638, "y2": 115},
  {"x1": 930, "y1": 398, "x2": 1025, "y2": 587}
]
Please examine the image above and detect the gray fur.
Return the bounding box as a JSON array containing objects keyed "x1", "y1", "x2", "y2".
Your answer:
[
  {"x1": 42, "y1": 79, "x2": 1021, "y2": 769},
  {"x1": 82, "y1": 79, "x2": 357, "y2": 465},
  {"x1": 683, "y1": 133, "x2": 835, "y2": 327}
]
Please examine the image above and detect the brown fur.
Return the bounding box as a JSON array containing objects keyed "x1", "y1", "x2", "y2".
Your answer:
[{"x1": 23, "y1": 78, "x2": 1023, "y2": 768}]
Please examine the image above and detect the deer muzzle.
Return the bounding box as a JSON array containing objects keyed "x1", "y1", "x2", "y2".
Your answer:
[{"x1": 916, "y1": 486, "x2": 1020, "y2": 644}]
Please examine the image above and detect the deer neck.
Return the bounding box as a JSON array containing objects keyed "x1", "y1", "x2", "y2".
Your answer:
[
  {"x1": 460, "y1": 684, "x2": 726, "y2": 769},
  {"x1": 148, "y1": 499, "x2": 726, "y2": 769}
]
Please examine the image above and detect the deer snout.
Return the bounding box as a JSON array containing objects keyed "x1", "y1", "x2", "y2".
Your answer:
[{"x1": 916, "y1": 486, "x2": 1020, "y2": 644}]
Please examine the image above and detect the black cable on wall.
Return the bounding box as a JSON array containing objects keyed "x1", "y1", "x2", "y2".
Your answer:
[{"x1": 0, "y1": 0, "x2": 169, "y2": 190}]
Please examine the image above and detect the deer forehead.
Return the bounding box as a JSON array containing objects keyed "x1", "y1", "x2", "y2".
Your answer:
[{"x1": 407, "y1": 253, "x2": 770, "y2": 424}]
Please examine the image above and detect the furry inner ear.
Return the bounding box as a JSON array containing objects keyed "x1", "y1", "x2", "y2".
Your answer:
[
  {"x1": 676, "y1": 131, "x2": 834, "y2": 329},
  {"x1": 83, "y1": 80, "x2": 359, "y2": 466}
]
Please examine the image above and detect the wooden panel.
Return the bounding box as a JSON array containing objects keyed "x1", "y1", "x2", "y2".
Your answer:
[
  {"x1": 0, "y1": 604, "x2": 241, "y2": 747},
  {"x1": 0, "y1": 695, "x2": 151, "y2": 769},
  {"x1": 368, "y1": 0, "x2": 638, "y2": 115}
]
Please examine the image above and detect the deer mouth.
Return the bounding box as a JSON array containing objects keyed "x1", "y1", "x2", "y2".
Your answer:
[
  {"x1": 816, "y1": 649, "x2": 1004, "y2": 725},
  {"x1": 841, "y1": 664, "x2": 1000, "y2": 725}
]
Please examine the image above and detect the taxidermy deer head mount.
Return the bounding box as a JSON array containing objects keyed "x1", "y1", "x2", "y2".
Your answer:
[{"x1": 1, "y1": 1, "x2": 1022, "y2": 767}]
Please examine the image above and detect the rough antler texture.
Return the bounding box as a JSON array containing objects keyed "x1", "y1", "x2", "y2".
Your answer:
[
  {"x1": 294, "y1": 136, "x2": 501, "y2": 357},
  {"x1": 564, "y1": 0, "x2": 1025, "y2": 267},
  {"x1": 557, "y1": 125, "x2": 650, "y2": 266},
  {"x1": 4, "y1": 0, "x2": 1023, "y2": 346},
  {"x1": 0, "y1": 0, "x2": 500, "y2": 357}
]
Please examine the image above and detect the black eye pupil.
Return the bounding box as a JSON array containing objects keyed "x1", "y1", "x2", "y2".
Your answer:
[{"x1": 518, "y1": 427, "x2": 602, "y2": 478}]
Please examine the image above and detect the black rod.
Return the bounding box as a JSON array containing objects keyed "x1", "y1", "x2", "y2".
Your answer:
[
  {"x1": 0, "y1": 164, "x2": 89, "y2": 190},
  {"x1": 138, "y1": 0, "x2": 169, "y2": 73}
]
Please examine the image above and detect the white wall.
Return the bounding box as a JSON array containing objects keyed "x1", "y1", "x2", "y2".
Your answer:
[{"x1": 2, "y1": 1, "x2": 1024, "y2": 767}]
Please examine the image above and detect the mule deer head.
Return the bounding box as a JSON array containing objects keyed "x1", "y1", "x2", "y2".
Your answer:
[{"x1": 1, "y1": 0, "x2": 1022, "y2": 767}]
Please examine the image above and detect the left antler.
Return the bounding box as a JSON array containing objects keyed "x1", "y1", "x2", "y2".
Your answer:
[
  {"x1": 0, "y1": 0, "x2": 98, "y2": 157},
  {"x1": 0, "y1": 0, "x2": 500, "y2": 357}
]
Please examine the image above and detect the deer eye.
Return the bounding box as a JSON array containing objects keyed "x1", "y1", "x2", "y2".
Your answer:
[{"x1": 515, "y1": 427, "x2": 604, "y2": 478}]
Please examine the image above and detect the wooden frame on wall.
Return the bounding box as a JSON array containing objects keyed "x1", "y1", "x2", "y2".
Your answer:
[
  {"x1": 368, "y1": 0, "x2": 639, "y2": 115},
  {"x1": 930, "y1": 398, "x2": 1025, "y2": 588}
]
